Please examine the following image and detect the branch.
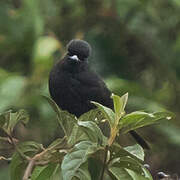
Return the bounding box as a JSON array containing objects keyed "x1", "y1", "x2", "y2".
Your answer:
[
  {"x1": 21, "y1": 137, "x2": 67, "y2": 179},
  {"x1": 22, "y1": 150, "x2": 49, "y2": 179},
  {"x1": 0, "y1": 156, "x2": 11, "y2": 163},
  {"x1": 22, "y1": 159, "x2": 35, "y2": 180},
  {"x1": 21, "y1": 142, "x2": 65, "y2": 179},
  {"x1": 7, "y1": 134, "x2": 29, "y2": 160}
]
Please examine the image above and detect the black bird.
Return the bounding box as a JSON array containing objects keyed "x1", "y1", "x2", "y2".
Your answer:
[{"x1": 49, "y1": 39, "x2": 149, "y2": 149}]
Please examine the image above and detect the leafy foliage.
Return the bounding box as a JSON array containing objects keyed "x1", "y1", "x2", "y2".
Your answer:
[
  {"x1": 0, "y1": 109, "x2": 29, "y2": 135},
  {"x1": 0, "y1": 94, "x2": 173, "y2": 179}
]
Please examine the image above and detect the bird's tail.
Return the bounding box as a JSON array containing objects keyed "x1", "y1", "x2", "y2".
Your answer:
[{"x1": 129, "y1": 130, "x2": 150, "y2": 150}]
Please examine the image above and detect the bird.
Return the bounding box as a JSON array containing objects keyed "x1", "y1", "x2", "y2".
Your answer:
[{"x1": 49, "y1": 39, "x2": 149, "y2": 149}]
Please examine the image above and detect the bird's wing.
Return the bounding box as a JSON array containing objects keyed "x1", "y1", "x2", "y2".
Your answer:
[{"x1": 74, "y1": 70, "x2": 113, "y2": 108}]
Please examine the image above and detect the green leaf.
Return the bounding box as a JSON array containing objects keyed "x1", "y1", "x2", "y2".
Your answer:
[
  {"x1": 0, "y1": 109, "x2": 29, "y2": 135},
  {"x1": 91, "y1": 101, "x2": 115, "y2": 128},
  {"x1": 67, "y1": 124, "x2": 88, "y2": 146},
  {"x1": 58, "y1": 111, "x2": 77, "y2": 137},
  {"x1": 31, "y1": 163, "x2": 60, "y2": 180},
  {"x1": 17, "y1": 141, "x2": 43, "y2": 153},
  {"x1": 61, "y1": 141, "x2": 100, "y2": 180},
  {"x1": 110, "y1": 143, "x2": 144, "y2": 163},
  {"x1": 88, "y1": 157, "x2": 103, "y2": 180},
  {"x1": 124, "y1": 144, "x2": 144, "y2": 161},
  {"x1": 48, "y1": 137, "x2": 67, "y2": 150},
  {"x1": 77, "y1": 121, "x2": 107, "y2": 145},
  {"x1": 109, "y1": 167, "x2": 133, "y2": 180},
  {"x1": 42, "y1": 95, "x2": 65, "y2": 118},
  {"x1": 126, "y1": 168, "x2": 152, "y2": 180},
  {"x1": 43, "y1": 95, "x2": 76, "y2": 137},
  {"x1": 108, "y1": 155, "x2": 152, "y2": 180},
  {"x1": 111, "y1": 93, "x2": 128, "y2": 119},
  {"x1": 120, "y1": 93, "x2": 129, "y2": 112},
  {"x1": 73, "y1": 162, "x2": 91, "y2": 180},
  {"x1": 10, "y1": 154, "x2": 26, "y2": 180},
  {"x1": 7, "y1": 109, "x2": 29, "y2": 134},
  {"x1": 109, "y1": 156, "x2": 144, "y2": 174},
  {"x1": 120, "y1": 111, "x2": 174, "y2": 134},
  {"x1": 142, "y1": 167, "x2": 153, "y2": 180},
  {"x1": 78, "y1": 109, "x2": 104, "y2": 122}
]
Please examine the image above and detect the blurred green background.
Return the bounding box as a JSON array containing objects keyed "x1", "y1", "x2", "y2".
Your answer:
[{"x1": 1, "y1": 0, "x2": 180, "y2": 179}]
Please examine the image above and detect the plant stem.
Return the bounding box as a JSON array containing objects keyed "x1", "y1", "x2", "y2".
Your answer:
[
  {"x1": 108, "y1": 127, "x2": 118, "y2": 146},
  {"x1": 100, "y1": 145, "x2": 108, "y2": 180},
  {"x1": 7, "y1": 134, "x2": 29, "y2": 160},
  {"x1": 22, "y1": 159, "x2": 35, "y2": 180}
]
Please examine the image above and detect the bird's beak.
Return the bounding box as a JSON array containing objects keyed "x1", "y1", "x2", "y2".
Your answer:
[{"x1": 69, "y1": 55, "x2": 80, "y2": 62}]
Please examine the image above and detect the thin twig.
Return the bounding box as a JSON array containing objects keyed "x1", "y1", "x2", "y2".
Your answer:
[
  {"x1": 21, "y1": 150, "x2": 49, "y2": 180},
  {"x1": 21, "y1": 137, "x2": 67, "y2": 179},
  {"x1": 22, "y1": 159, "x2": 35, "y2": 180},
  {"x1": 7, "y1": 134, "x2": 29, "y2": 160},
  {"x1": 100, "y1": 145, "x2": 108, "y2": 180},
  {"x1": 21, "y1": 142, "x2": 61, "y2": 179},
  {"x1": 0, "y1": 156, "x2": 8, "y2": 161},
  {"x1": 35, "y1": 160, "x2": 50, "y2": 166}
]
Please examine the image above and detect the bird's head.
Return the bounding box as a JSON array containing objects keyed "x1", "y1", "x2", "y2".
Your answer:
[{"x1": 66, "y1": 39, "x2": 91, "y2": 63}]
